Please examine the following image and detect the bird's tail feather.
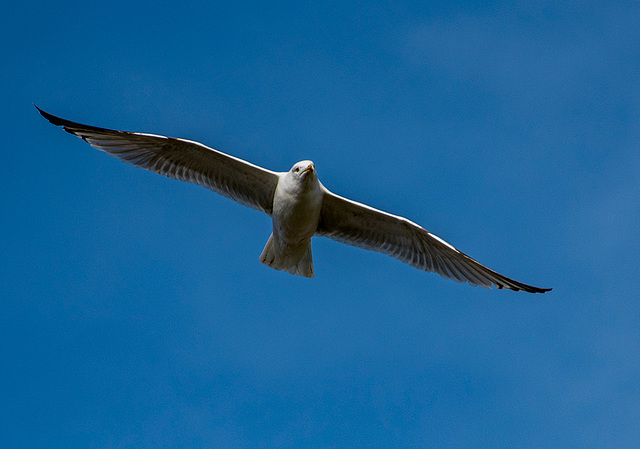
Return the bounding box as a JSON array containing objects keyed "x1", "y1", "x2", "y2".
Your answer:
[
  {"x1": 297, "y1": 245, "x2": 314, "y2": 278},
  {"x1": 259, "y1": 234, "x2": 314, "y2": 278}
]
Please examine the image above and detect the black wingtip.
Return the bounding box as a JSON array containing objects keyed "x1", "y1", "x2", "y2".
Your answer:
[
  {"x1": 497, "y1": 278, "x2": 552, "y2": 293},
  {"x1": 523, "y1": 285, "x2": 552, "y2": 294},
  {"x1": 34, "y1": 104, "x2": 67, "y2": 127},
  {"x1": 524, "y1": 287, "x2": 552, "y2": 294},
  {"x1": 516, "y1": 284, "x2": 552, "y2": 294},
  {"x1": 35, "y1": 105, "x2": 124, "y2": 136}
]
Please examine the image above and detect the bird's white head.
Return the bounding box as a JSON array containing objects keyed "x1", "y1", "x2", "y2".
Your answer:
[{"x1": 289, "y1": 160, "x2": 316, "y2": 182}]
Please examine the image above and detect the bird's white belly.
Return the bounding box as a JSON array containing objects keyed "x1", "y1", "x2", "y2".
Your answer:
[{"x1": 272, "y1": 191, "x2": 322, "y2": 244}]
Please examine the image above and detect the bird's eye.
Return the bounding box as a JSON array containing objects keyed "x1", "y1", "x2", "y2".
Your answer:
[{"x1": 294, "y1": 167, "x2": 300, "y2": 172}]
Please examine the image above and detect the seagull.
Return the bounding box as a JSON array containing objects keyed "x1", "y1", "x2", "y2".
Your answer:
[{"x1": 36, "y1": 106, "x2": 551, "y2": 293}]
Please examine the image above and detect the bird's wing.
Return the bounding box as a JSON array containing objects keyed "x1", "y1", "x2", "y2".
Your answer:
[
  {"x1": 37, "y1": 106, "x2": 279, "y2": 214},
  {"x1": 317, "y1": 188, "x2": 551, "y2": 293}
]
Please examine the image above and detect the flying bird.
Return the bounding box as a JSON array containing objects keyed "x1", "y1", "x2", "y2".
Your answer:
[{"x1": 37, "y1": 106, "x2": 551, "y2": 293}]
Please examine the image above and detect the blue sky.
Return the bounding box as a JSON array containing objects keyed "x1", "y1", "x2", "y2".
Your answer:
[{"x1": 2, "y1": 1, "x2": 640, "y2": 447}]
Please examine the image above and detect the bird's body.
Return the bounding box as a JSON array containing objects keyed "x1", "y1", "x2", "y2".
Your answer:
[
  {"x1": 37, "y1": 106, "x2": 551, "y2": 293},
  {"x1": 261, "y1": 161, "x2": 323, "y2": 277}
]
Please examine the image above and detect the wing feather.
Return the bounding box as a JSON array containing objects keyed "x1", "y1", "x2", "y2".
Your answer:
[
  {"x1": 37, "y1": 106, "x2": 279, "y2": 214},
  {"x1": 317, "y1": 188, "x2": 551, "y2": 293}
]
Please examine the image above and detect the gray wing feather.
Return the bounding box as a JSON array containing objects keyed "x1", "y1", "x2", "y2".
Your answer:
[
  {"x1": 317, "y1": 188, "x2": 551, "y2": 293},
  {"x1": 37, "y1": 107, "x2": 279, "y2": 214}
]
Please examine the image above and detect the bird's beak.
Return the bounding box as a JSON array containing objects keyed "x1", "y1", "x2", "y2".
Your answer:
[{"x1": 301, "y1": 164, "x2": 314, "y2": 175}]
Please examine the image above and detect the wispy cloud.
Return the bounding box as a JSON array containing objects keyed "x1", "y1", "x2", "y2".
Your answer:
[{"x1": 403, "y1": 5, "x2": 640, "y2": 102}]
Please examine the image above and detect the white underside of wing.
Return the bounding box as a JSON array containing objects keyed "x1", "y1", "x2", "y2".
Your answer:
[
  {"x1": 320, "y1": 187, "x2": 459, "y2": 252},
  {"x1": 39, "y1": 108, "x2": 281, "y2": 214},
  {"x1": 318, "y1": 187, "x2": 548, "y2": 292}
]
